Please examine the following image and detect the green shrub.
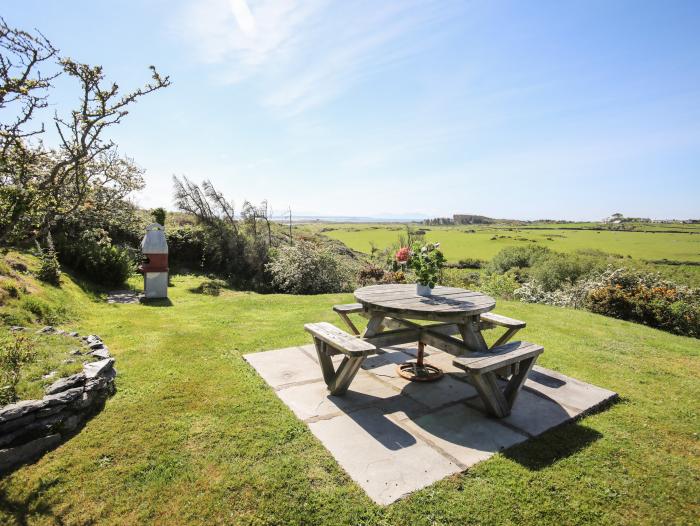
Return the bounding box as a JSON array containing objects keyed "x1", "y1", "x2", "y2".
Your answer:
[
  {"x1": 480, "y1": 271, "x2": 520, "y2": 299},
  {"x1": 0, "y1": 259, "x2": 12, "y2": 276},
  {"x1": 0, "y1": 280, "x2": 21, "y2": 299},
  {"x1": 487, "y1": 245, "x2": 551, "y2": 274},
  {"x1": 191, "y1": 278, "x2": 227, "y2": 296},
  {"x1": 0, "y1": 333, "x2": 36, "y2": 405},
  {"x1": 57, "y1": 229, "x2": 133, "y2": 287},
  {"x1": 440, "y1": 268, "x2": 481, "y2": 290},
  {"x1": 20, "y1": 296, "x2": 68, "y2": 325},
  {"x1": 151, "y1": 207, "x2": 167, "y2": 226},
  {"x1": 36, "y1": 233, "x2": 61, "y2": 285},
  {"x1": 529, "y1": 253, "x2": 601, "y2": 291},
  {"x1": 266, "y1": 241, "x2": 352, "y2": 294},
  {"x1": 166, "y1": 225, "x2": 206, "y2": 272},
  {"x1": 456, "y1": 258, "x2": 483, "y2": 269}
]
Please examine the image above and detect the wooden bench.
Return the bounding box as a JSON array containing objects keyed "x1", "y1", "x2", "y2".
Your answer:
[
  {"x1": 304, "y1": 322, "x2": 377, "y2": 395},
  {"x1": 480, "y1": 312, "x2": 526, "y2": 348},
  {"x1": 453, "y1": 341, "x2": 543, "y2": 418},
  {"x1": 333, "y1": 303, "x2": 363, "y2": 335}
]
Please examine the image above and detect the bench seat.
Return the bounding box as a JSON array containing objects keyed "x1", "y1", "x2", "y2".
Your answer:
[
  {"x1": 304, "y1": 322, "x2": 375, "y2": 357},
  {"x1": 304, "y1": 322, "x2": 377, "y2": 395},
  {"x1": 453, "y1": 341, "x2": 544, "y2": 417},
  {"x1": 333, "y1": 303, "x2": 363, "y2": 314},
  {"x1": 332, "y1": 303, "x2": 364, "y2": 335},
  {"x1": 480, "y1": 312, "x2": 526, "y2": 330}
]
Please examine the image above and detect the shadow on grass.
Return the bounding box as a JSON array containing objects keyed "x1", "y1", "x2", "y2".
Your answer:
[
  {"x1": 503, "y1": 394, "x2": 622, "y2": 470},
  {"x1": 503, "y1": 422, "x2": 603, "y2": 470},
  {"x1": 0, "y1": 395, "x2": 113, "y2": 525},
  {"x1": 139, "y1": 297, "x2": 173, "y2": 307},
  {"x1": 0, "y1": 477, "x2": 65, "y2": 526}
]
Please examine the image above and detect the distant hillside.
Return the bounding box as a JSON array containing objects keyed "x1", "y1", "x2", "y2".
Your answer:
[{"x1": 453, "y1": 214, "x2": 496, "y2": 224}]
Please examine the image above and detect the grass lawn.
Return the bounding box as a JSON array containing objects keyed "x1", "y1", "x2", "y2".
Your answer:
[
  {"x1": 318, "y1": 223, "x2": 700, "y2": 263},
  {"x1": 0, "y1": 269, "x2": 698, "y2": 525}
]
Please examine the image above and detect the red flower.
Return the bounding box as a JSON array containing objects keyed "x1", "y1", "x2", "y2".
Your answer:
[{"x1": 395, "y1": 247, "x2": 410, "y2": 263}]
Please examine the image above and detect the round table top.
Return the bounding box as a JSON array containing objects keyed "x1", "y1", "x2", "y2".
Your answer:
[{"x1": 354, "y1": 284, "x2": 496, "y2": 318}]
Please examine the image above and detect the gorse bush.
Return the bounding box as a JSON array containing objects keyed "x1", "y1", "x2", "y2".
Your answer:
[
  {"x1": 267, "y1": 241, "x2": 352, "y2": 294},
  {"x1": 585, "y1": 268, "x2": 700, "y2": 338},
  {"x1": 515, "y1": 267, "x2": 700, "y2": 338}
]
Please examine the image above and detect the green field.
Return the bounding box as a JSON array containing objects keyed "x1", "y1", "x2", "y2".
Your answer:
[
  {"x1": 317, "y1": 223, "x2": 700, "y2": 263},
  {"x1": 1, "y1": 254, "x2": 698, "y2": 525}
]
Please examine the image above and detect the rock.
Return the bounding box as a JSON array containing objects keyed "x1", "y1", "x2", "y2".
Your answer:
[
  {"x1": 83, "y1": 358, "x2": 115, "y2": 379},
  {"x1": 0, "y1": 434, "x2": 62, "y2": 474},
  {"x1": 42, "y1": 371, "x2": 57, "y2": 380},
  {"x1": 89, "y1": 348, "x2": 111, "y2": 360},
  {"x1": 0, "y1": 413, "x2": 36, "y2": 434},
  {"x1": 61, "y1": 414, "x2": 83, "y2": 432},
  {"x1": 36, "y1": 326, "x2": 55, "y2": 334},
  {"x1": 10, "y1": 326, "x2": 26, "y2": 332},
  {"x1": 0, "y1": 399, "x2": 49, "y2": 423},
  {"x1": 45, "y1": 373, "x2": 86, "y2": 395},
  {"x1": 36, "y1": 406, "x2": 64, "y2": 418},
  {"x1": 70, "y1": 348, "x2": 83, "y2": 355},
  {"x1": 70, "y1": 390, "x2": 97, "y2": 411},
  {"x1": 54, "y1": 329, "x2": 67, "y2": 336},
  {"x1": 88, "y1": 341, "x2": 106, "y2": 350},
  {"x1": 68, "y1": 331, "x2": 79, "y2": 337},
  {"x1": 44, "y1": 387, "x2": 83, "y2": 406},
  {"x1": 26, "y1": 413, "x2": 66, "y2": 433},
  {"x1": 84, "y1": 335, "x2": 102, "y2": 344},
  {"x1": 62, "y1": 359, "x2": 76, "y2": 365}
]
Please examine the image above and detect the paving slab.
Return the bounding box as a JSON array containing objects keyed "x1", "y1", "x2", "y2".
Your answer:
[
  {"x1": 395, "y1": 403, "x2": 528, "y2": 467},
  {"x1": 362, "y1": 350, "x2": 477, "y2": 409},
  {"x1": 245, "y1": 345, "x2": 617, "y2": 505},
  {"x1": 467, "y1": 388, "x2": 576, "y2": 437},
  {"x1": 524, "y1": 366, "x2": 618, "y2": 414},
  {"x1": 276, "y1": 372, "x2": 402, "y2": 421},
  {"x1": 308, "y1": 407, "x2": 460, "y2": 505},
  {"x1": 243, "y1": 346, "x2": 322, "y2": 388}
]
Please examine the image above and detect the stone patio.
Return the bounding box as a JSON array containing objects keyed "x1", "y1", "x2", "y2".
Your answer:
[{"x1": 244, "y1": 344, "x2": 617, "y2": 505}]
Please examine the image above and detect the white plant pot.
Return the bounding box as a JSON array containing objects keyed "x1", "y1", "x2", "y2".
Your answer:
[{"x1": 416, "y1": 283, "x2": 432, "y2": 296}]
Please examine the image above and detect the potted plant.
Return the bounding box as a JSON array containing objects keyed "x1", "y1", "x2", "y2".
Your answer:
[{"x1": 395, "y1": 243, "x2": 445, "y2": 296}]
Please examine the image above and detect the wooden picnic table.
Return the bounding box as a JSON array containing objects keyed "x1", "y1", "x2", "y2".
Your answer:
[{"x1": 354, "y1": 284, "x2": 497, "y2": 381}]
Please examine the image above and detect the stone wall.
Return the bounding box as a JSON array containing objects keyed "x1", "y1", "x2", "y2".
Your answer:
[{"x1": 0, "y1": 332, "x2": 116, "y2": 474}]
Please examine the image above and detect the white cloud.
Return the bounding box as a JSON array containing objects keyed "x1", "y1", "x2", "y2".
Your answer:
[{"x1": 176, "y1": 0, "x2": 453, "y2": 114}]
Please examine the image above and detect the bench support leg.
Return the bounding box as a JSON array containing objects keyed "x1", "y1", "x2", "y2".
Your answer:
[
  {"x1": 469, "y1": 356, "x2": 539, "y2": 418},
  {"x1": 492, "y1": 327, "x2": 523, "y2": 377},
  {"x1": 336, "y1": 312, "x2": 361, "y2": 336},
  {"x1": 503, "y1": 356, "x2": 536, "y2": 408},
  {"x1": 459, "y1": 317, "x2": 488, "y2": 353},
  {"x1": 313, "y1": 340, "x2": 366, "y2": 396},
  {"x1": 363, "y1": 313, "x2": 386, "y2": 338}
]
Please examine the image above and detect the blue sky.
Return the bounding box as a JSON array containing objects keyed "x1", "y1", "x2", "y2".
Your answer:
[{"x1": 5, "y1": 0, "x2": 700, "y2": 220}]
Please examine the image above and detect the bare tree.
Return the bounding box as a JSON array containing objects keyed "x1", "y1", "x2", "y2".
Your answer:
[
  {"x1": 0, "y1": 17, "x2": 58, "y2": 155},
  {"x1": 38, "y1": 59, "x2": 169, "y2": 231}
]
